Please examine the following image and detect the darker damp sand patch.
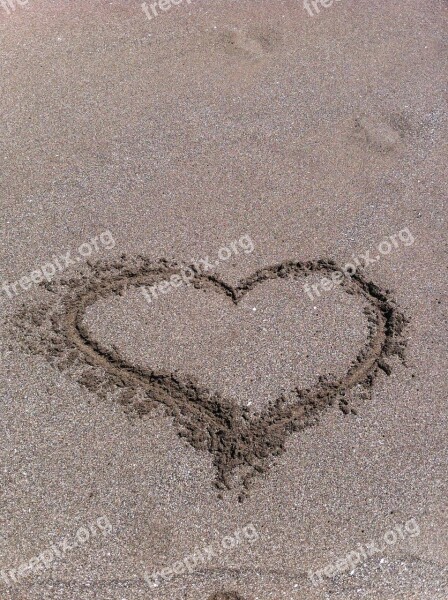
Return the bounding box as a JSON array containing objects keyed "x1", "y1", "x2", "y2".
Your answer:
[{"x1": 10, "y1": 255, "x2": 407, "y2": 497}]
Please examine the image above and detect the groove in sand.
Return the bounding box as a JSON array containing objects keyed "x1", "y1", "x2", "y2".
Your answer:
[{"x1": 12, "y1": 257, "x2": 407, "y2": 495}]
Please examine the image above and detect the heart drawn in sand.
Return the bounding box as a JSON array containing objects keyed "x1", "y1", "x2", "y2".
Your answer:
[{"x1": 14, "y1": 257, "x2": 406, "y2": 496}]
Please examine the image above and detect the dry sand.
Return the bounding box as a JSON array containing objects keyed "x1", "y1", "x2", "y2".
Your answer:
[{"x1": 1, "y1": 0, "x2": 447, "y2": 599}]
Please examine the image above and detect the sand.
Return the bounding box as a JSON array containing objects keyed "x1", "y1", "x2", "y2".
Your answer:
[{"x1": 1, "y1": 0, "x2": 447, "y2": 599}]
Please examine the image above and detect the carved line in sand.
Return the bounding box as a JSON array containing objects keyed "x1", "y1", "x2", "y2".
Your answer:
[{"x1": 13, "y1": 257, "x2": 407, "y2": 497}]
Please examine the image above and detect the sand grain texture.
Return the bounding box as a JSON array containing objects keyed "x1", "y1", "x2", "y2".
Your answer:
[{"x1": 1, "y1": 0, "x2": 447, "y2": 599}]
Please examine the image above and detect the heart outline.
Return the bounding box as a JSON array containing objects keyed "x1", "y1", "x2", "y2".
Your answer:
[{"x1": 14, "y1": 257, "x2": 407, "y2": 495}]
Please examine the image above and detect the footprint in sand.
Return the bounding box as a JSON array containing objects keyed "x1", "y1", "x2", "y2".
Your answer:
[
  {"x1": 215, "y1": 26, "x2": 282, "y2": 60},
  {"x1": 351, "y1": 112, "x2": 415, "y2": 153}
]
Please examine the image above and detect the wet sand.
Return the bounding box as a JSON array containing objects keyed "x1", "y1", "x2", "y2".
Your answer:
[{"x1": 1, "y1": 1, "x2": 447, "y2": 599}]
